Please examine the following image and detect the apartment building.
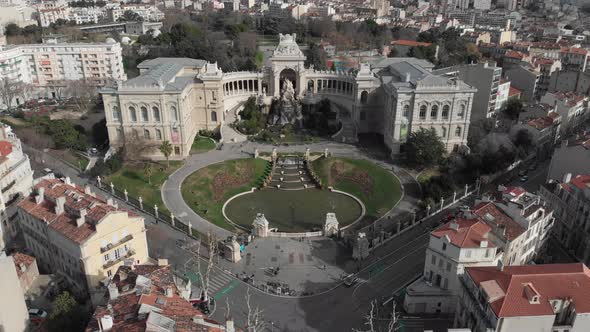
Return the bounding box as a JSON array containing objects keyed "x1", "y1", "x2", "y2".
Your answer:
[
  {"x1": 546, "y1": 134, "x2": 590, "y2": 182},
  {"x1": 433, "y1": 63, "x2": 503, "y2": 121},
  {"x1": 17, "y1": 178, "x2": 150, "y2": 304},
  {"x1": 454, "y1": 263, "x2": 590, "y2": 332},
  {"x1": 86, "y1": 263, "x2": 236, "y2": 332},
  {"x1": 532, "y1": 57, "x2": 561, "y2": 99},
  {"x1": 0, "y1": 252, "x2": 29, "y2": 332},
  {"x1": 404, "y1": 218, "x2": 501, "y2": 314},
  {"x1": 495, "y1": 80, "x2": 510, "y2": 112},
  {"x1": 0, "y1": 39, "x2": 126, "y2": 105},
  {"x1": 540, "y1": 91, "x2": 588, "y2": 135},
  {"x1": 560, "y1": 47, "x2": 589, "y2": 72},
  {"x1": 540, "y1": 174, "x2": 590, "y2": 265},
  {"x1": 36, "y1": 0, "x2": 70, "y2": 27},
  {"x1": 505, "y1": 65, "x2": 540, "y2": 102},
  {"x1": 473, "y1": 186, "x2": 554, "y2": 266},
  {"x1": 0, "y1": 125, "x2": 34, "y2": 202}
]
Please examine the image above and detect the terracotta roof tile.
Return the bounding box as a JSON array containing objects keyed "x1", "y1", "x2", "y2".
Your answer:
[
  {"x1": 12, "y1": 252, "x2": 35, "y2": 278},
  {"x1": 465, "y1": 264, "x2": 590, "y2": 318},
  {"x1": 473, "y1": 202, "x2": 526, "y2": 241},
  {"x1": 431, "y1": 218, "x2": 493, "y2": 248}
]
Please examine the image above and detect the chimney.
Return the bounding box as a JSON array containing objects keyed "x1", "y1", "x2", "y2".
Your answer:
[
  {"x1": 54, "y1": 196, "x2": 66, "y2": 215},
  {"x1": 84, "y1": 185, "x2": 92, "y2": 196},
  {"x1": 405, "y1": 72, "x2": 411, "y2": 82},
  {"x1": 157, "y1": 258, "x2": 168, "y2": 266},
  {"x1": 563, "y1": 173, "x2": 572, "y2": 184},
  {"x1": 76, "y1": 209, "x2": 87, "y2": 227},
  {"x1": 108, "y1": 283, "x2": 119, "y2": 300},
  {"x1": 107, "y1": 198, "x2": 114, "y2": 206},
  {"x1": 480, "y1": 240, "x2": 488, "y2": 248},
  {"x1": 35, "y1": 187, "x2": 45, "y2": 204},
  {"x1": 64, "y1": 176, "x2": 72, "y2": 186},
  {"x1": 165, "y1": 287, "x2": 173, "y2": 298},
  {"x1": 225, "y1": 319, "x2": 235, "y2": 332},
  {"x1": 192, "y1": 316, "x2": 205, "y2": 325},
  {"x1": 449, "y1": 221, "x2": 459, "y2": 230},
  {"x1": 19, "y1": 263, "x2": 26, "y2": 272},
  {"x1": 99, "y1": 315, "x2": 114, "y2": 331}
]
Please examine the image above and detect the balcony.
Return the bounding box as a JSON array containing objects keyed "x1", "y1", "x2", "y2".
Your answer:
[
  {"x1": 103, "y1": 249, "x2": 135, "y2": 269},
  {"x1": 100, "y1": 234, "x2": 133, "y2": 253}
]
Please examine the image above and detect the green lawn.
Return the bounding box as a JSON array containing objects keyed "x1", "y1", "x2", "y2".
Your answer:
[
  {"x1": 106, "y1": 161, "x2": 183, "y2": 214},
  {"x1": 312, "y1": 157, "x2": 402, "y2": 220},
  {"x1": 191, "y1": 136, "x2": 216, "y2": 154},
  {"x1": 224, "y1": 188, "x2": 362, "y2": 232},
  {"x1": 181, "y1": 158, "x2": 269, "y2": 231}
]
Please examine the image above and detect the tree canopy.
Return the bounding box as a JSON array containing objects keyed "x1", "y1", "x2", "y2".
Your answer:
[
  {"x1": 46, "y1": 292, "x2": 88, "y2": 332},
  {"x1": 405, "y1": 128, "x2": 446, "y2": 168},
  {"x1": 503, "y1": 98, "x2": 525, "y2": 120}
]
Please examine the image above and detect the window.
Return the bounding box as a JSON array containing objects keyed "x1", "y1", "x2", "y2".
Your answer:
[
  {"x1": 129, "y1": 106, "x2": 137, "y2": 122},
  {"x1": 431, "y1": 105, "x2": 438, "y2": 119},
  {"x1": 438, "y1": 259, "x2": 443, "y2": 268},
  {"x1": 465, "y1": 250, "x2": 471, "y2": 258},
  {"x1": 360, "y1": 111, "x2": 366, "y2": 120},
  {"x1": 402, "y1": 105, "x2": 410, "y2": 118},
  {"x1": 360, "y1": 91, "x2": 368, "y2": 104},
  {"x1": 103, "y1": 254, "x2": 109, "y2": 262},
  {"x1": 171, "y1": 106, "x2": 178, "y2": 122},
  {"x1": 446, "y1": 262, "x2": 451, "y2": 271},
  {"x1": 442, "y1": 127, "x2": 447, "y2": 138},
  {"x1": 141, "y1": 106, "x2": 148, "y2": 121},
  {"x1": 132, "y1": 129, "x2": 139, "y2": 139},
  {"x1": 431, "y1": 255, "x2": 436, "y2": 265},
  {"x1": 107, "y1": 270, "x2": 112, "y2": 277},
  {"x1": 112, "y1": 106, "x2": 121, "y2": 122},
  {"x1": 442, "y1": 105, "x2": 450, "y2": 119},
  {"x1": 211, "y1": 111, "x2": 218, "y2": 122},
  {"x1": 116, "y1": 128, "x2": 123, "y2": 139},
  {"x1": 419, "y1": 105, "x2": 427, "y2": 120},
  {"x1": 152, "y1": 106, "x2": 160, "y2": 122},
  {"x1": 458, "y1": 104, "x2": 466, "y2": 119},
  {"x1": 144, "y1": 129, "x2": 150, "y2": 139},
  {"x1": 156, "y1": 129, "x2": 162, "y2": 140},
  {"x1": 442, "y1": 243, "x2": 447, "y2": 251},
  {"x1": 455, "y1": 126, "x2": 462, "y2": 137}
]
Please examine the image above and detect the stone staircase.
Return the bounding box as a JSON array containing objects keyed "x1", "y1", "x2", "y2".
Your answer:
[
  {"x1": 332, "y1": 119, "x2": 358, "y2": 143},
  {"x1": 268, "y1": 156, "x2": 317, "y2": 190}
]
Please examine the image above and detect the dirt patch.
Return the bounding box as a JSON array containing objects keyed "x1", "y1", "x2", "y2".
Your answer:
[
  {"x1": 330, "y1": 161, "x2": 373, "y2": 196},
  {"x1": 211, "y1": 164, "x2": 254, "y2": 201}
]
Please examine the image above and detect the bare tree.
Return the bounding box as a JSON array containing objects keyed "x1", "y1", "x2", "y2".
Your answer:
[
  {"x1": 47, "y1": 79, "x2": 68, "y2": 100},
  {"x1": 201, "y1": 232, "x2": 218, "y2": 302},
  {"x1": 0, "y1": 78, "x2": 24, "y2": 111},
  {"x1": 354, "y1": 299, "x2": 400, "y2": 332},
  {"x1": 245, "y1": 287, "x2": 266, "y2": 332},
  {"x1": 66, "y1": 79, "x2": 97, "y2": 112}
]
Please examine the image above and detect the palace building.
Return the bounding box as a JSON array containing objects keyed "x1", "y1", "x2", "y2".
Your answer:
[{"x1": 101, "y1": 34, "x2": 476, "y2": 159}]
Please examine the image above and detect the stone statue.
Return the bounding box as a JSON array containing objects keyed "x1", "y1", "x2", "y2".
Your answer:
[{"x1": 267, "y1": 77, "x2": 303, "y2": 127}]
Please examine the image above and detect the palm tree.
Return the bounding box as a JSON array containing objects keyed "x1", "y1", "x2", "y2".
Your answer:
[
  {"x1": 143, "y1": 162, "x2": 153, "y2": 185},
  {"x1": 159, "y1": 140, "x2": 173, "y2": 168}
]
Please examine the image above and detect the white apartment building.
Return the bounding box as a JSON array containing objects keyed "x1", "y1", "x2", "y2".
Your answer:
[
  {"x1": 108, "y1": 4, "x2": 164, "y2": 22},
  {"x1": 455, "y1": 263, "x2": 590, "y2": 332},
  {"x1": 404, "y1": 218, "x2": 501, "y2": 314},
  {"x1": 0, "y1": 125, "x2": 34, "y2": 202},
  {"x1": 540, "y1": 174, "x2": 590, "y2": 266},
  {"x1": 0, "y1": 39, "x2": 126, "y2": 106},
  {"x1": 473, "y1": 186, "x2": 554, "y2": 266},
  {"x1": 17, "y1": 178, "x2": 150, "y2": 304},
  {"x1": 540, "y1": 92, "x2": 588, "y2": 136},
  {"x1": 495, "y1": 80, "x2": 510, "y2": 112},
  {"x1": 0, "y1": 252, "x2": 29, "y2": 332},
  {"x1": 36, "y1": 0, "x2": 70, "y2": 27}
]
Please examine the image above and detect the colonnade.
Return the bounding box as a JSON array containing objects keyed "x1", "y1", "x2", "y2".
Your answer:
[
  {"x1": 223, "y1": 78, "x2": 262, "y2": 96},
  {"x1": 306, "y1": 78, "x2": 355, "y2": 96}
]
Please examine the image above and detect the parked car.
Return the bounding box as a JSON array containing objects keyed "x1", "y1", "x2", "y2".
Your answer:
[
  {"x1": 42, "y1": 168, "x2": 53, "y2": 175},
  {"x1": 28, "y1": 308, "x2": 47, "y2": 319},
  {"x1": 343, "y1": 274, "x2": 359, "y2": 287},
  {"x1": 519, "y1": 176, "x2": 529, "y2": 182}
]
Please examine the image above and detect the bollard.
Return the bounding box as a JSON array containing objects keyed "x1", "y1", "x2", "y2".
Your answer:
[
  {"x1": 124, "y1": 189, "x2": 129, "y2": 202},
  {"x1": 188, "y1": 222, "x2": 192, "y2": 236},
  {"x1": 154, "y1": 204, "x2": 159, "y2": 218},
  {"x1": 110, "y1": 182, "x2": 115, "y2": 195},
  {"x1": 139, "y1": 196, "x2": 143, "y2": 210},
  {"x1": 97, "y1": 176, "x2": 102, "y2": 188},
  {"x1": 171, "y1": 213, "x2": 175, "y2": 227}
]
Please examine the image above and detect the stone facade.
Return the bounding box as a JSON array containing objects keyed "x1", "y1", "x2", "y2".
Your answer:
[{"x1": 102, "y1": 34, "x2": 476, "y2": 159}]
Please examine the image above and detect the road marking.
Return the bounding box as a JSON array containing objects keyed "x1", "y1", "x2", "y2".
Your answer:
[{"x1": 213, "y1": 280, "x2": 239, "y2": 300}]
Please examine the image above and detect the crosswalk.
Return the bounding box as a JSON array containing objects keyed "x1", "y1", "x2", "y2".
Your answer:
[{"x1": 208, "y1": 271, "x2": 235, "y2": 295}]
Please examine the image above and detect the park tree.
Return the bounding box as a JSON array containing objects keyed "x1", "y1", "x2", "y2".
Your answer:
[
  {"x1": 0, "y1": 78, "x2": 25, "y2": 111},
  {"x1": 66, "y1": 79, "x2": 97, "y2": 112},
  {"x1": 47, "y1": 119, "x2": 87, "y2": 150},
  {"x1": 46, "y1": 292, "x2": 88, "y2": 332},
  {"x1": 159, "y1": 140, "x2": 173, "y2": 168},
  {"x1": 503, "y1": 98, "x2": 524, "y2": 120},
  {"x1": 91, "y1": 118, "x2": 109, "y2": 146},
  {"x1": 354, "y1": 299, "x2": 400, "y2": 332},
  {"x1": 118, "y1": 10, "x2": 143, "y2": 22},
  {"x1": 144, "y1": 162, "x2": 153, "y2": 185},
  {"x1": 405, "y1": 128, "x2": 446, "y2": 168},
  {"x1": 305, "y1": 43, "x2": 328, "y2": 70}
]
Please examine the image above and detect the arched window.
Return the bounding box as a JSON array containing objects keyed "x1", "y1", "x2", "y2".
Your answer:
[
  {"x1": 211, "y1": 111, "x2": 218, "y2": 122},
  {"x1": 455, "y1": 126, "x2": 462, "y2": 137},
  {"x1": 144, "y1": 129, "x2": 150, "y2": 139},
  {"x1": 129, "y1": 106, "x2": 137, "y2": 122},
  {"x1": 155, "y1": 129, "x2": 162, "y2": 140},
  {"x1": 152, "y1": 106, "x2": 160, "y2": 122},
  {"x1": 431, "y1": 105, "x2": 438, "y2": 120},
  {"x1": 171, "y1": 106, "x2": 178, "y2": 122},
  {"x1": 360, "y1": 91, "x2": 368, "y2": 104},
  {"x1": 442, "y1": 105, "x2": 450, "y2": 120},
  {"x1": 458, "y1": 104, "x2": 466, "y2": 119},
  {"x1": 442, "y1": 127, "x2": 447, "y2": 138},
  {"x1": 116, "y1": 127, "x2": 123, "y2": 138},
  {"x1": 419, "y1": 105, "x2": 427, "y2": 120},
  {"x1": 141, "y1": 106, "x2": 148, "y2": 122},
  {"x1": 132, "y1": 129, "x2": 139, "y2": 138},
  {"x1": 403, "y1": 105, "x2": 410, "y2": 118},
  {"x1": 112, "y1": 106, "x2": 121, "y2": 122}
]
